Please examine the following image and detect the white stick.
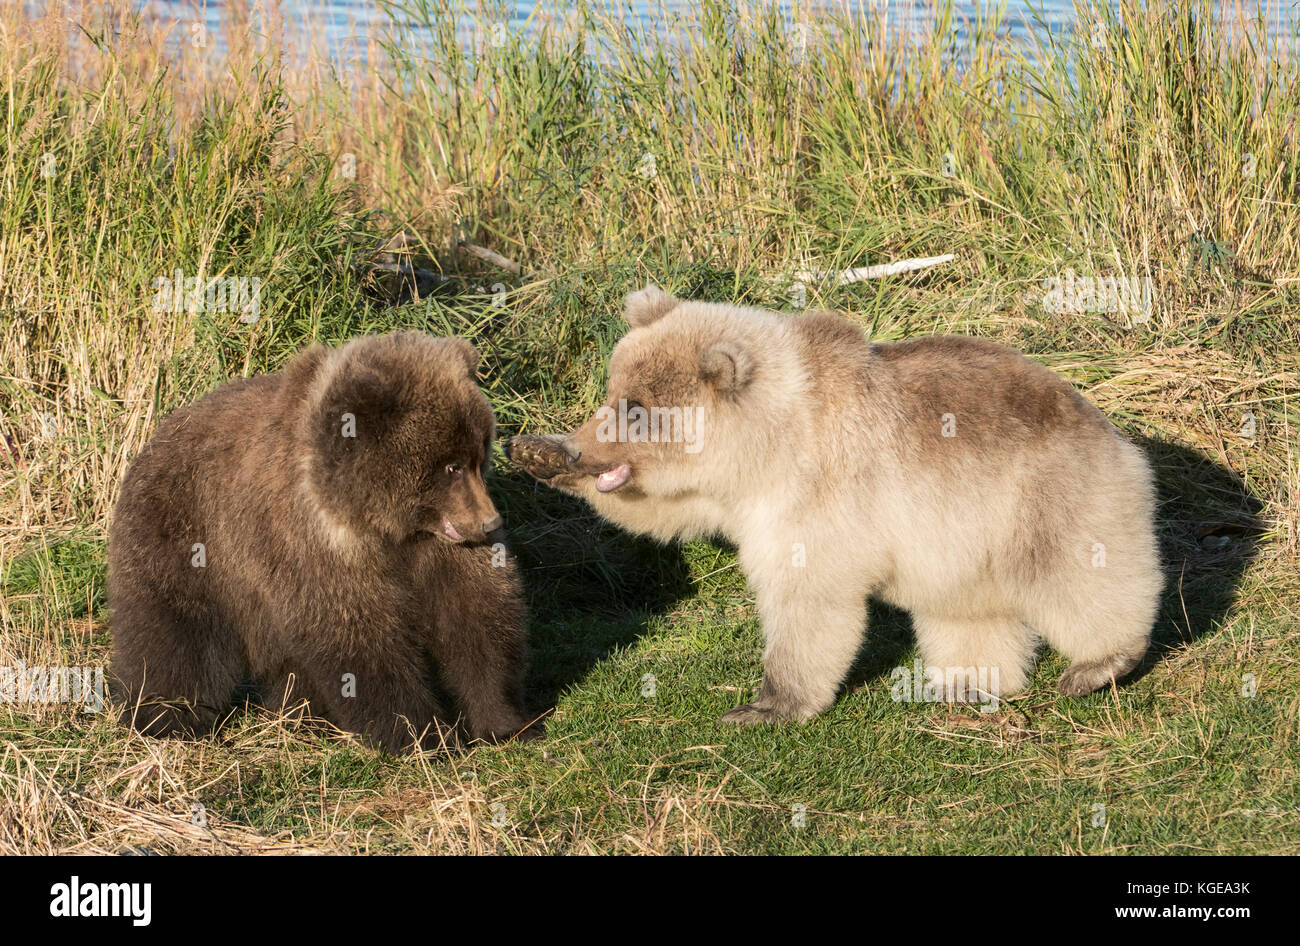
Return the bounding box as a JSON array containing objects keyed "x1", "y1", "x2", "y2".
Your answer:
[
  {"x1": 460, "y1": 242, "x2": 522, "y2": 275},
  {"x1": 790, "y1": 254, "x2": 955, "y2": 285}
]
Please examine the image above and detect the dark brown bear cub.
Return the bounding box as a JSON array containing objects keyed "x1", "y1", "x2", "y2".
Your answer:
[{"x1": 108, "y1": 331, "x2": 535, "y2": 751}]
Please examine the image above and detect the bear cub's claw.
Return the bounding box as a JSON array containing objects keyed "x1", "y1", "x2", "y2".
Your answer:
[{"x1": 719, "y1": 702, "x2": 785, "y2": 725}]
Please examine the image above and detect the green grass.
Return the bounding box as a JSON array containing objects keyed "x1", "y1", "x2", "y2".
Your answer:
[
  {"x1": 0, "y1": 0, "x2": 1297, "y2": 854},
  {"x1": 7, "y1": 531, "x2": 1293, "y2": 854}
]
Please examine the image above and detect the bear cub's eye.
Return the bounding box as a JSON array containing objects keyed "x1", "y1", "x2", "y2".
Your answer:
[{"x1": 446, "y1": 463, "x2": 463, "y2": 476}]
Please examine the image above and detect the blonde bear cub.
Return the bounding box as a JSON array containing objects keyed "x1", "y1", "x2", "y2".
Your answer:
[{"x1": 509, "y1": 286, "x2": 1161, "y2": 724}]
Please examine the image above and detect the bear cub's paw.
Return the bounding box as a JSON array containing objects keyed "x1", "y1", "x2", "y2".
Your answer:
[
  {"x1": 505, "y1": 434, "x2": 575, "y2": 480},
  {"x1": 1057, "y1": 651, "x2": 1145, "y2": 697},
  {"x1": 471, "y1": 713, "x2": 546, "y2": 744},
  {"x1": 719, "y1": 699, "x2": 817, "y2": 726},
  {"x1": 118, "y1": 700, "x2": 216, "y2": 739},
  {"x1": 719, "y1": 703, "x2": 783, "y2": 725},
  {"x1": 1057, "y1": 661, "x2": 1118, "y2": 697}
]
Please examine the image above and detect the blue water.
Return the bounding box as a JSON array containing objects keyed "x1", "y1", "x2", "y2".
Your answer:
[
  {"x1": 176, "y1": 1, "x2": 1085, "y2": 40},
  {"x1": 126, "y1": 1, "x2": 1298, "y2": 60}
]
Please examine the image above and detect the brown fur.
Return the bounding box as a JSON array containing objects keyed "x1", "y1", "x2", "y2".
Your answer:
[{"x1": 109, "y1": 332, "x2": 536, "y2": 751}]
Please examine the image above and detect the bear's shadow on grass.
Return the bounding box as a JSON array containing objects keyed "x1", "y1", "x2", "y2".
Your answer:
[
  {"x1": 843, "y1": 436, "x2": 1266, "y2": 695},
  {"x1": 1130, "y1": 435, "x2": 1266, "y2": 678},
  {"x1": 492, "y1": 469, "x2": 695, "y2": 714}
]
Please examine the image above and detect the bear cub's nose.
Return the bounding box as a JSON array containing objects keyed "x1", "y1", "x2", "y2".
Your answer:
[{"x1": 482, "y1": 514, "x2": 504, "y2": 534}]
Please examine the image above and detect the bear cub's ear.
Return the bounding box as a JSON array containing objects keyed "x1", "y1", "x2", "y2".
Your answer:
[
  {"x1": 439, "y1": 337, "x2": 481, "y2": 378},
  {"x1": 317, "y1": 361, "x2": 401, "y2": 453},
  {"x1": 700, "y1": 341, "x2": 754, "y2": 395},
  {"x1": 623, "y1": 284, "x2": 680, "y2": 328}
]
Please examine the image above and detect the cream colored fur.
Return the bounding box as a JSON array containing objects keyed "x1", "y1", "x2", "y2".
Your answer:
[{"x1": 510, "y1": 286, "x2": 1162, "y2": 723}]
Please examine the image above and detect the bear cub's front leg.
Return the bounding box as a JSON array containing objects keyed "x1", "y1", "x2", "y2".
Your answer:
[{"x1": 719, "y1": 572, "x2": 869, "y2": 726}]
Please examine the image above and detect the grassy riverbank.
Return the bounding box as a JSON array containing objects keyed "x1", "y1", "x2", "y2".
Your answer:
[{"x1": 1, "y1": 0, "x2": 1297, "y2": 853}]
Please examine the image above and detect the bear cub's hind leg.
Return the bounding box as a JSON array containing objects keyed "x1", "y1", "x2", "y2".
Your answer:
[
  {"x1": 1032, "y1": 585, "x2": 1155, "y2": 697},
  {"x1": 112, "y1": 596, "x2": 246, "y2": 738}
]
